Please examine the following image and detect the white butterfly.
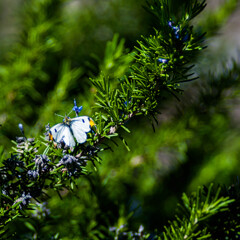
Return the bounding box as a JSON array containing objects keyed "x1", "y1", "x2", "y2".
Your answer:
[{"x1": 50, "y1": 116, "x2": 95, "y2": 147}]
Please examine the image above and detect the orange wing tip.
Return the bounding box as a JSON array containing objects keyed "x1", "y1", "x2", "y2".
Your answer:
[
  {"x1": 90, "y1": 119, "x2": 96, "y2": 127},
  {"x1": 49, "y1": 133, "x2": 54, "y2": 141}
]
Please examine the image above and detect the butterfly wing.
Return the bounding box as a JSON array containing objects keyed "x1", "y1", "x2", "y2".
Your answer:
[
  {"x1": 50, "y1": 123, "x2": 75, "y2": 147},
  {"x1": 50, "y1": 123, "x2": 64, "y2": 141},
  {"x1": 70, "y1": 116, "x2": 92, "y2": 144}
]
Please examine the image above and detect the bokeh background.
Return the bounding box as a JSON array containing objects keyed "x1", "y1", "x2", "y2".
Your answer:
[{"x1": 1, "y1": 0, "x2": 240, "y2": 238}]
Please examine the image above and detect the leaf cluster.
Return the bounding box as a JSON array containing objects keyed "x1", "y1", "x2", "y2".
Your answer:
[
  {"x1": 160, "y1": 184, "x2": 233, "y2": 239},
  {"x1": 92, "y1": 0, "x2": 206, "y2": 146},
  {"x1": 0, "y1": 0, "x2": 207, "y2": 238},
  {"x1": 110, "y1": 183, "x2": 240, "y2": 240}
]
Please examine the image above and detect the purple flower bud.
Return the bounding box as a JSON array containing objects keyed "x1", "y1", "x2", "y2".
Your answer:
[
  {"x1": 32, "y1": 202, "x2": 51, "y2": 219},
  {"x1": 138, "y1": 225, "x2": 144, "y2": 233},
  {"x1": 21, "y1": 193, "x2": 31, "y2": 206},
  {"x1": 109, "y1": 227, "x2": 116, "y2": 232},
  {"x1": 58, "y1": 154, "x2": 82, "y2": 177},
  {"x1": 34, "y1": 155, "x2": 50, "y2": 173},
  {"x1": 14, "y1": 192, "x2": 32, "y2": 209},
  {"x1": 27, "y1": 170, "x2": 39, "y2": 179},
  {"x1": 2, "y1": 190, "x2": 7, "y2": 195},
  {"x1": 18, "y1": 123, "x2": 24, "y2": 135},
  {"x1": 16, "y1": 137, "x2": 25, "y2": 143}
]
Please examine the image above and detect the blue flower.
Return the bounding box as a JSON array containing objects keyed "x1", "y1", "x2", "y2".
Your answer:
[
  {"x1": 168, "y1": 21, "x2": 180, "y2": 39},
  {"x1": 157, "y1": 58, "x2": 169, "y2": 64},
  {"x1": 168, "y1": 21, "x2": 190, "y2": 42},
  {"x1": 72, "y1": 99, "x2": 83, "y2": 116}
]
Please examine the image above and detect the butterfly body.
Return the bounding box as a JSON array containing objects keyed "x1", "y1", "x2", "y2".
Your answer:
[{"x1": 50, "y1": 116, "x2": 95, "y2": 147}]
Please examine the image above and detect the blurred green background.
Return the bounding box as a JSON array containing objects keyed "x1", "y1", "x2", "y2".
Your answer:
[{"x1": 1, "y1": 0, "x2": 240, "y2": 238}]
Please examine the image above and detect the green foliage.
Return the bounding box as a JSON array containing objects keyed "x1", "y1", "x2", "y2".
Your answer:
[
  {"x1": 1, "y1": 0, "x2": 240, "y2": 239},
  {"x1": 160, "y1": 184, "x2": 234, "y2": 239},
  {"x1": 105, "y1": 183, "x2": 240, "y2": 239},
  {"x1": 0, "y1": 0, "x2": 67, "y2": 147},
  {"x1": 91, "y1": 0, "x2": 206, "y2": 146}
]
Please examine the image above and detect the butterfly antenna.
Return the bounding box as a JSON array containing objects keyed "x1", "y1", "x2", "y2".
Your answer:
[
  {"x1": 55, "y1": 113, "x2": 65, "y2": 119},
  {"x1": 67, "y1": 109, "x2": 73, "y2": 116}
]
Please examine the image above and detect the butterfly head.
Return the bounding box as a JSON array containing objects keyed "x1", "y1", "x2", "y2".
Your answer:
[{"x1": 63, "y1": 116, "x2": 71, "y2": 125}]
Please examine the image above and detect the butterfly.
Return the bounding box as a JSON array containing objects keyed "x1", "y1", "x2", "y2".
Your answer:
[
  {"x1": 50, "y1": 116, "x2": 95, "y2": 147},
  {"x1": 49, "y1": 100, "x2": 95, "y2": 147}
]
